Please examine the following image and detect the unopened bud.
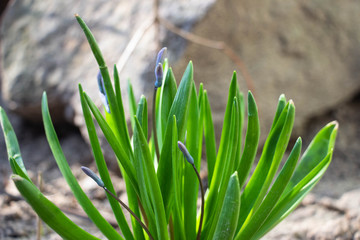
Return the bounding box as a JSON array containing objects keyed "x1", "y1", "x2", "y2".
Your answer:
[
  {"x1": 81, "y1": 166, "x2": 104, "y2": 188},
  {"x1": 178, "y1": 141, "x2": 194, "y2": 165},
  {"x1": 97, "y1": 71, "x2": 110, "y2": 113},
  {"x1": 155, "y1": 63, "x2": 163, "y2": 88}
]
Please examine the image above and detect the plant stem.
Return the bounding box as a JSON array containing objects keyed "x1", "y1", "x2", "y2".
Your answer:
[
  {"x1": 192, "y1": 164, "x2": 205, "y2": 240},
  {"x1": 103, "y1": 187, "x2": 154, "y2": 240},
  {"x1": 152, "y1": 88, "x2": 160, "y2": 161},
  {"x1": 169, "y1": 215, "x2": 175, "y2": 240}
]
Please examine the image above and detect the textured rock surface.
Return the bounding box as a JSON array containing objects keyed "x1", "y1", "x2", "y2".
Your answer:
[
  {"x1": 264, "y1": 189, "x2": 360, "y2": 240},
  {"x1": 1, "y1": 0, "x2": 215, "y2": 123},
  {"x1": 173, "y1": 0, "x2": 360, "y2": 136}
]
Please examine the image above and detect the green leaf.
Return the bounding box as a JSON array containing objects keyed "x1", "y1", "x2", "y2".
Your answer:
[
  {"x1": 170, "y1": 115, "x2": 186, "y2": 240},
  {"x1": 157, "y1": 68, "x2": 177, "y2": 149},
  {"x1": 12, "y1": 175, "x2": 100, "y2": 240},
  {"x1": 0, "y1": 108, "x2": 31, "y2": 182},
  {"x1": 237, "y1": 101, "x2": 292, "y2": 230},
  {"x1": 134, "y1": 117, "x2": 168, "y2": 240},
  {"x1": 9, "y1": 157, "x2": 31, "y2": 186},
  {"x1": 271, "y1": 94, "x2": 287, "y2": 130},
  {"x1": 183, "y1": 81, "x2": 201, "y2": 240},
  {"x1": 233, "y1": 85, "x2": 245, "y2": 171},
  {"x1": 83, "y1": 93, "x2": 139, "y2": 195},
  {"x1": 41, "y1": 92, "x2": 123, "y2": 240},
  {"x1": 250, "y1": 101, "x2": 295, "y2": 215},
  {"x1": 157, "y1": 61, "x2": 193, "y2": 218},
  {"x1": 202, "y1": 72, "x2": 238, "y2": 232},
  {"x1": 203, "y1": 90, "x2": 217, "y2": 186},
  {"x1": 204, "y1": 97, "x2": 240, "y2": 240},
  {"x1": 236, "y1": 138, "x2": 302, "y2": 239},
  {"x1": 113, "y1": 65, "x2": 133, "y2": 156},
  {"x1": 285, "y1": 121, "x2": 338, "y2": 192},
  {"x1": 253, "y1": 150, "x2": 333, "y2": 239},
  {"x1": 237, "y1": 91, "x2": 260, "y2": 187},
  {"x1": 127, "y1": 79, "x2": 137, "y2": 130},
  {"x1": 213, "y1": 172, "x2": 241, "y2": 240},
  {"x1": 79, "y1": 85, "x2": 133, "y2": 240},
  {"x1": 75, "y1": 15, "x2": 106, "y2": 67},
  {"x1": 253, "y1": 122, "x2": 338, "y2": 239},
  {"x1": 136, "y1": 96, "x2": 148, "y2": 139}
]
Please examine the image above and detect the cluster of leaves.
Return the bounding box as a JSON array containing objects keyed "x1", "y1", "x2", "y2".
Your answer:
[{"x1": 0, "y1": 15, "x2": 337, "y2": 240}]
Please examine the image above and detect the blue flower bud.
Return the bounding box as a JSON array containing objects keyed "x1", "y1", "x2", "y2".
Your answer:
[
  {"x1": 97, "y1": 71, "x2": 110, "y2": 113},
  {"x1": 81, "y1": 166, "x2": 104, "y2": 188},
  {"x1": 154, "y1": 47, "x2": 167, "y2": 88},
  {"x1": 155, "y1": 63, "x2": 163, "y2": 88},
  {"x1": 156, "y1": 47, "x2": 167, "y2": 66},
  {"x1": 178, "y1": 141, "x2": 194, "y2": 165}
]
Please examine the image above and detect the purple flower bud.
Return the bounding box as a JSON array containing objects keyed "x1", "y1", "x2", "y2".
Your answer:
[
  {"x1": 156, "y1": 47, "x2": 167, "y2": 66},
  {"x1": 97, "y1": 71, "x2": 110, "y2": 113},
  {"x1": 178, "y1": 141, "x2": 194, "y2": 165},
  {"x1": 154, "y1": 47, "x2": 167, "y2": 88},
  {"x1": 155, "y1": 63, "x2": 163, "y2": 88},
  {"x1": 81, "y1": 166, "x2": 104, "y2": 187}
]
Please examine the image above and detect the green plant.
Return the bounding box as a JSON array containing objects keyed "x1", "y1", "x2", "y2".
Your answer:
[{"x1": 0, "y1": 15, "x2": 338, "y2": 240}]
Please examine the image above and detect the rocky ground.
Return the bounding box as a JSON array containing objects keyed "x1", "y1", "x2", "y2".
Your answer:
[{"x1": 0, "y1": 92, "x2": 359, "y2": 240}]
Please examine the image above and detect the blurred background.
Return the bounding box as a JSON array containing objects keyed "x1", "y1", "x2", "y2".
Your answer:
[{"x1": 0, "y1": 0, "x2": 359, "y2": 239}]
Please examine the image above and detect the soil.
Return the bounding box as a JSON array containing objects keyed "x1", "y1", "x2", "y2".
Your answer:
[{"x1": 0, "y1": 93, "x2": 359, "y2": 239}]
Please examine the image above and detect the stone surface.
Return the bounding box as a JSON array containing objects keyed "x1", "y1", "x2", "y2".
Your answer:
[
  {"x1": 1, "y1": 0, "x2": 215, "y2": 123},
  {"x1": 173, "y1": 0, "x2": 360, "y2": 137},
  {"x1": 264, "y1": 189, "x2": 360, "y2": 240}
]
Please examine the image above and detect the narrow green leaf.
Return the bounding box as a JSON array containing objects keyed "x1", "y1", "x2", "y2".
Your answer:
[
  {"x1": 12, "y1": 175, "x2": 100, "y2": 240},
  {"x1": 79, "y1": 85, "x2": 133, "y2": 240},
  {"x1": 213, "y1": 172, "x2": 241, "y2": 240},
  {"x1": 202, "y1": 72, "x2": 238, "y2": 231},
  {"x1": 233, "y1": 85, "x2": 245, "y2": 171},
  {"x1": 0, "y1": 108, "x2": 31, "y2": 182},
  {"x1": 75, "y1": 15, "x2": 105, "y2": 67},
  {"x1": 9, "y1": 157, "x2": 31, "y2": 183},
  {"x1": 271, "y1": 94, "x2": 287, "y2": 130},
  {"x1": 170, "y1": 115, "x2": 186, "y2": 240},
  {"x1": 41, "y1": 92, "x2": 123, "y2": 240},
  {"x1": 83, "y1": 93, "x2": 139, "y2": 195},
  {"x1": 236, "y1": 138, "x2": 302, "y2": 239},
  {"x1": 133, "y1": 113, "x2": 157, "y2": 238},
  {"x1": 136, "y1": 96, "x2": 148, "y2": 139},
  {"x1": 203, "y1": 90, "x2": 217, "y2": 186},
  {"x1": 253, "y1": 150, "x2": 333, "y2": 239},
  {"x1": 238, "y1": 101, "x2": 291, "y2": 230},
  {"x1": 134, "y1": 117, "x2": 168, "y2": 240},
  {"x1": 183, "y1": 81, "x2": 200, "y2": 240},
  {"x1": 285, "y1": 121, "x2": 338, "y2": 192},
  {"x1": 158, "y1": 68, "x2": 177, "y2": 148},
  {"x1": 237, "y1": 91, "x2": 260, "y2": 187},
  {"x1": 250, "y1": 101, "x2": 295, "y2": 215},
  {"x1": 113, "y1": 64, "x2": 133, "y2": 155},
  {"x1": 77, "y1": 15, "x2": 132, "y2": 161},
  {"x1": 157, "y1": 61, "x2": 193, "y2": 218},
  {"x1": 213, "y1": 72, "x2": 238, "y2": 181},
  {"x1": 127, "y1": 79, "x2": 137, "y2": 130},
  {"x1": 204, "y1": 97, "x2": 240, "y2": 239}
]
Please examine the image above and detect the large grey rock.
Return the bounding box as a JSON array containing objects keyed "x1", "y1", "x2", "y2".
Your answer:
[
  {"x1": 1, "y1": 0, "x2": 215, "y2": 123},
  {"x1": 173, "y1": 0, "x2": 360, "y2": 137}
]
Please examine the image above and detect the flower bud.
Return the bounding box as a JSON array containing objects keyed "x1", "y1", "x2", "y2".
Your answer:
[
  {"x1": 178, "y1": 141, "x2": 194, "y2": 165},
  {"x1": 97, "y1": 71, "x2": 110, "y2": 113},
  {"x1": 81, "y1": 166, "x2": 104, "y2": 188},
  {"x1": 156, "y1": 47, "x2": 167, "y2": 66},
  {"x1": 154, "y1": 63, "x2": 163, "y2": 88}
]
